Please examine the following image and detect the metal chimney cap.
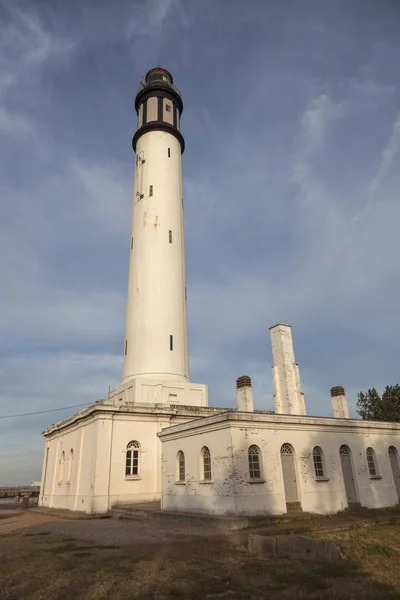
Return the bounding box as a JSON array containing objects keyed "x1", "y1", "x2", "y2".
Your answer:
[
  {"x1": 236, "y1": 376, "x2": 252, "y2": 389},
  {"x1": 330, "y1": 386, "x2": 345, "y2": 397}
]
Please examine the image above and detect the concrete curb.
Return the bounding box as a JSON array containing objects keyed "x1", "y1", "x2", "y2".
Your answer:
[{"x1": 249, "y1": 533, "x2": 344, "y2": 562}]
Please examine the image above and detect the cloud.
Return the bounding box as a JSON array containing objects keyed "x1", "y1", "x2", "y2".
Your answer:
[
  {"x1": 368, "y1": 109, "x2": 400, "y2": 199},
  {"x1": 0, "y1": 106, "x2": 35, "y2": 139},
  {"x1": 0, "y1": 3, "x2": 75, "y2": 98},
  {"x1": 0, "y1": 350, "x2": 121, "y2": 485}
]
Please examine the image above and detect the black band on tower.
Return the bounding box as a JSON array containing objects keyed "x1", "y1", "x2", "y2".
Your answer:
[
  {"x1": 133, "y1": 67, "x2": 185, "y2": 154},
  {"x1": 132, "y1": 122, "x2": 185, "y2": 154}
]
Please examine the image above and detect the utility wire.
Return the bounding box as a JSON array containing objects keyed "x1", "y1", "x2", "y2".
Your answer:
[{"x1": 0, "y1": 402, "x2": 93, "y2": 420}]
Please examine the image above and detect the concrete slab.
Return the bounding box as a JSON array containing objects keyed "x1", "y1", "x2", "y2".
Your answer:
[{"x1": 248, "y1": 533, "x2": 344, "y2": 562}]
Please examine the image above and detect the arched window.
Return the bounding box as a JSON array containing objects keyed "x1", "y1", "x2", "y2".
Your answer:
[
  {"x1": 202, "y1": 446, "x2": 212, "y2": 481},
  {"x1": 339, "y1": 444, "x2": 350, "y2": 456},
  {"x1": 366, "y1": 447, "x2": 378, "y2": 477},
  {"x1": 313, "y1": 446, "x2": 325, "y2": 478},
  {"x1": 177, "y1": 451, "x2": 185, "y2": 482},
  {"x1": 389, "y1": 446, "x2": 398, "y2": 457},
  {"x1": 59, "y1": 451, "x2": 65, "y2": 483},
  {"x1": 248, "y1": 445, "x2": 262, "y2": 479},
  {"x1": 67, "y1": 449, "x2": 74, "y2": 482},
  {"x1": 281, "y1": 443, "x2": 293, "y2": 455},
  {"x1": 125, "y1": 441, "x2": 140, "y2": 477}
]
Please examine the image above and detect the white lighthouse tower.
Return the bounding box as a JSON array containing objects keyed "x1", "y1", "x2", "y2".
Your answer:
[{"x1": 110, "y1": 67, "x2": 208, "y2": 407}]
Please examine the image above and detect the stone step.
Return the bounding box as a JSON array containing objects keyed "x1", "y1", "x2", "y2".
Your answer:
[
  {"x1": 110, "y1": 507, "x2": 149, "y2": 520},
  {"x1": 286, "y1": 502, "x2": 303, "y2": 514}
]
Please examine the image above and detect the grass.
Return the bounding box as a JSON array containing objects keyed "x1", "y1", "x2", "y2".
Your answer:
[{"x1": 1, "y1": 523, "x2": 400, "y2": 599}]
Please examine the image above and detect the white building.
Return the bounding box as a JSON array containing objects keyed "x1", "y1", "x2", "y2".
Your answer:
[{"x1": 39, "y1": 68, "x2": 400, "y2": 517}]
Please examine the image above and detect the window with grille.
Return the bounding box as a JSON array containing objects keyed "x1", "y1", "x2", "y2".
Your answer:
[
  {"x1": 248, "y1": 445, "x2": 261, "y2": 479},
  {"x1": 126, "y1": 441, "x2": 140, "y2": 477},
  {"x1": 313, "y1": 446, "x2": 325, "y2": 478},
  {"x1": 280, "y1": 443, "x2": 293, "y2": 455},
  {"x1": 202, "y1": 447, "x2": 212, "y2": 480},
  {"x1": 366, "y1": 447, "x2": 377, "y2": 477},
  {"x1": 340, "y1": 445, "x2": 350, "y2": 456},
  {"x1": 177, "y1": 451, "x2": 185, "y2": 482},
  {"x1": 166, "y1": 104, "x2": 171, "y2": 112}
]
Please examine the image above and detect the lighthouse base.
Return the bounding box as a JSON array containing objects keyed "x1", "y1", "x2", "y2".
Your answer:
[{"x1": 107, "y1": 377, "x2": 208, "y2": 408}]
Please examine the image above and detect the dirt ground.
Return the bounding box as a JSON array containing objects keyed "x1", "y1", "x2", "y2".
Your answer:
[{"x1": 1, "y1": 506, "x2": 400, "y2": 600}]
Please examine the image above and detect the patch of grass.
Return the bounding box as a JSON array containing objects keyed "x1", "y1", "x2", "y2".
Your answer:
[
  {"x1": 71, "y1": 551, "x2": 94, "y2": 558},
  {"x1": 179, "y1": 569, "x2": 203, "y2": 581},
  {"x1": 24, "y1": 531, "x2": 52, "y2": 537},
  {"x1": 335, "y1": 510, "x2": 350, "y2": 518},
  {"x1": 313, "y1": 562, "x2": 361, "y2": 579},
  {"x1": 165, "y1": 585, "x2": 186, "y2": 598},
  {"x1": 271, "y1": 567, "x2": 328, "y2": 591},
  {"x1": 367, "y1": 543, "x2": 395, "y2": 556},
  {"x1": 44, "y1": 543, "x2": 83, "y2": 554}
]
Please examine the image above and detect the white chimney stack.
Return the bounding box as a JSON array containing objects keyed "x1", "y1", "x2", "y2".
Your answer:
[
  {"x1": 269, "y1": 324, "x2": 306, "y2": 416},
  {"x1": 330, "y1": 386, "x2": 350, "y2": 419},
  {"x1": 236, "y1": 376, "x2": 254, "y2": 412}
]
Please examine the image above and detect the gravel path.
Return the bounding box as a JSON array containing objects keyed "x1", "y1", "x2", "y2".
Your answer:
[{"x1": 0, "y1": 506, "x2": 60, "y2": 534}]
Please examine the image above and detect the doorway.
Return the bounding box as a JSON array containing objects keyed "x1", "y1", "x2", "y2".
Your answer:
[
  {"x1": 389, "y1": 446, "x2": 400, "y2": 502},
  {"x1": 280, "y1": 443, "x2": 301, "y2": 511},
  {"x1": 339, "y1": 445, "x2": 358, "y2": 505}
]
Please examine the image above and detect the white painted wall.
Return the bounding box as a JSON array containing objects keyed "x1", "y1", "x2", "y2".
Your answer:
[
  {"x1": 108, "y1": 376, "x2": 208, "y2": 408},
  {"x1": 331, "y1": 392, "x2": 350, "y2": 419},
  {"x1": 39, "y1": 403, "x2": 221, "y2": 514},
  {"x1": 122, "y1": 130, "x2": 189, "y2": 384},
  {"x1": 159, "y1": 413, "x2": 400, "y2": 516},
  {"x1": 236, "y1": 383, "x2": 254, "y2": 412}
]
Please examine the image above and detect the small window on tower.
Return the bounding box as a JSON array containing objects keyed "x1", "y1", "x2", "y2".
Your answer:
[
  {"x1": 170, "y1": 335, "x2": 173, "y2": 351},
  {"x1": 131, "y1": 237, "x2": 133, "y2": 250},
  {"x1": 125, "y1": 340, "x2": 128, "y2": 355},
  {"x1": 166, "y1": 104, "x2": 171, "y2": 112},
  {"x1": 149, "y1": 185, "x2": 153, "y2": 196},
  {"x1": 168, "y1": 148, "x2": 171, "y2": 157},
  {"x1": 169, "y1": 230, "x2": 172, "y2": 243}
]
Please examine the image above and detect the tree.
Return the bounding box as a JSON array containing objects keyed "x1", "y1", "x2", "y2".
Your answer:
[{"x1": 356, "y1": 385, "x2": 400, "y2": 422}]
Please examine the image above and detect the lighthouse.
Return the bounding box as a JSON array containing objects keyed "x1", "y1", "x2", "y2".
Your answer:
[
  {"x1": 114, "y1": 67, "x2": 207, "y2": 407},
  {"x1": 122, "y1": 66, "x2": 188, "y2": 384}
]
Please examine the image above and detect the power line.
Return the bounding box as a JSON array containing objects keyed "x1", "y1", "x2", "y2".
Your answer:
[{"x1": 0, "y1": 402, "x2": 93, "y2": 420}]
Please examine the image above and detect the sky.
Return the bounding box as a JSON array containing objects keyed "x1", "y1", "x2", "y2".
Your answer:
[{"x1": 1, "y1": 0, "x2": 400, "y2": 485}]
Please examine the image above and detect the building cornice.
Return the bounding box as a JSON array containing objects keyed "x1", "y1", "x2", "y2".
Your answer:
[
  {"x1": 42, "y1": 402, "x2": 225, "y2": 438},
  {"x1": 157, "y1": 410, "x2": 400, "y2": 440}
]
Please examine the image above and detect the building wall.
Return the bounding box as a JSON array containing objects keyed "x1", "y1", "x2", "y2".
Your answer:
[
  {"x1": 161, "y1": 425, "x2": 238, "y2": 514},
  {"x1": 160, "y1": 418, "x2": 400, "y2": 516},
  {"x1": 40, "y1": 419, "x2": 99, "y2": 513},
  {"x1": 39, "y1": 405, "x2": 219, "y2": 514}
]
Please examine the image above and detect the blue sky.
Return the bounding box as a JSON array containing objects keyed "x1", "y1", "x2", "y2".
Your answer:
[{"x1": 1, "y1": 0, "x2": 400, "y2": 485}]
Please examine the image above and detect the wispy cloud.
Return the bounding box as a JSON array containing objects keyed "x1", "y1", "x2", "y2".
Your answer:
[{"x1": 368, "y1": 109, "x2": 400, "y2": 198}]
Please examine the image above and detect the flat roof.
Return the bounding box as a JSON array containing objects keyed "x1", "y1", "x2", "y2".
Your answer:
[{"x1": 158, "y1": 409, "x2": 400, "y2": 439}]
